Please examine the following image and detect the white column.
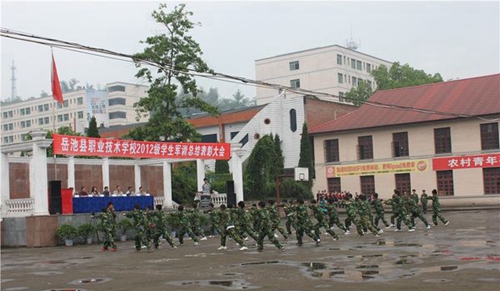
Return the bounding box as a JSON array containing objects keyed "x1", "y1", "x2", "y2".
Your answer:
[
  {"x1": 30, "y1": 131, "x2": 51, "y2": 216},
  {"x1": 231, "y1": 144, "x2": 245, "y2": 203},
  {"x1": 134, "y1": 161, "x2": 141, "y2": 192},
  {"x1": 163, "y1": 161, "x2": 173, "y2": 208},
  {"x1": 102, "y1": 157, "x2": 110, "y2": 189},
  {"x1": 67, "y1": 156, "x2": 75, "y2": 190},
  {"x1": 1, "y1": 152, "x2": 10, "y2": 215},
  {"x1": 196, "y1": 159, "x2": 205, "y2": 192}
]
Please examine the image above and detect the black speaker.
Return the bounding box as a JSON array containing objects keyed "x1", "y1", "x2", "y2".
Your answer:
[
  {"x1": 49, "y1": 180, "x2": 62, "y2": 214},
  {"x1": 226, "y1": 180, "x2": 235, "y2": 194},
  {"x1": 227, "y1": 193, "x2": 237, "y2": 207}
]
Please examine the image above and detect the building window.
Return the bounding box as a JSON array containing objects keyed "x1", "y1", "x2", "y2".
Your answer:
[
  {"x1": 78, "y1": 111, "x2": 84, "y2": 119},
  {"x1": 108, "y1": 85, "x2": 126, "y2": 92},
  {"x1": 38, "y1": 118, "x2": 44, "y2": 125},
  {"x1": 230, "y1": 131, "x2": 239, "y2": 140},
  {"x1": 434, "y1": 127, "x2": 451, "y2": 154},
  {"x1": 483, "y1": 167, "x2": 500, "y2": 194},
  {"x1": 327, "y1": 177, "x2": 341, "y2": 193},
  {"x1": 38, "y1": 105, "x2": 43, "y2": 112},
  {"x1": 77, "y1": 97, "x2": 84, "y2": 105},
  {"x1": 290, "y1": 79, "x2": 300, "y2": 89},
  {"x1": 109, "y1": 111, "x2": 126, "y2": 119},
  {"x1": 289, "y1": 61, "x2": 300, "y2": 71},
  {"x1": 367, "y1": 80, "x2": 373, "y2": 88},
  {"x1": 20, "y1": 108, "x2": 25, "y2": 115},
  {"x1": 64, "y1": 100, "x2": 69, "y2": 107},
  {"x1": 367, "y1": 63, "x2": 372, "y2": 73},
  {"x1": 356, "y1": 60, "x2": 362, "y2": 70},
  {"x1": 436, "y1": 170, "x2": 454, "y2": 196},
  {"x1": 324, "y1": 139, "x2": 339, "y2": 162},
  {"x1": 339, "y1": 92, "x2": 344, "y2": 102},
  {"x1": 337, "y1": 73, "x2": 343, "y2": 84},
  {"x1": 57, "y1": 115, "x2": 63, "y2": 122},
  {"x1": 20, "y1": 121, "x2": 26, "y2": 128},
  {"x1": 358, "y1": 136, "x2": 373, "y2": 160},
  {"x1": 44, "y1": 117, "x2": 49, "y2": 124},
  {"x1": 480, "y1": 123, "x2": 499, "y2": 150},
  {"x1": 393, "y1": 132, "x2": 409, "y2": 157},
  {"x1": 352, "y1": 77, "x2": 358, "y2": 87},
  {"x1": 289, "y1": 109, "x2": 297, "y2": 132},
  {"x1": 395, "y1": 173, "x2": 411, "y2": 195},
  {"x1": 351, "y1": 58, "x2": 356, "y2": 69},
  {"x1": 26, "y1": 120, "x2": 31, "y2": 127},
  {"x1": 360, "y1": 175, "x2": 375, "y2": 196},
  {"x1": 336, "y1": 54, "x2": 342, "y2": 65},
  {"x1": 109, "y1": 98, "x2": 126, "y2": 106},
  {"x1": 201, "y1": 134, "x2": 218, "y2": 143}
]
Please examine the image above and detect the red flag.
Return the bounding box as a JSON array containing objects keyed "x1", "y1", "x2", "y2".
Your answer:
[{"x1": 51, "y1": 53, "x2": 64, "y2": 104}]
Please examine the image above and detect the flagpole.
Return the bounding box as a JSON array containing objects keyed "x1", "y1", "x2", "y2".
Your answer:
[{"x1": 51, "y1": 47, "x2": 58, "y2": 180}]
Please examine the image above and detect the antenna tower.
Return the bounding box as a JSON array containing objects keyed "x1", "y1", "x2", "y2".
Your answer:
[{"x1": 11, "y1": 60, "x2": 17, "y2": 100}]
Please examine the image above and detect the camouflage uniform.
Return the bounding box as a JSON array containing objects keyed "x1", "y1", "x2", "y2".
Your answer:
[
  {"x1": 384, "y1": 198, "x2": 397, "y2": 226},
  {"x1": 430, "y1": 194, "x2": 449, "y2": 226},
  {"x1": 97, "y1": 209, "x2": 117, "y2": 250},
  {"x1": 358, "y1": 199, "x2": 379, "y2": 236},
  {"x1": 218, "y1": 207, "x2": 245, "y2": 248},
  {"x1": 235, "y1": 207, "x2": 258, "y2": 241},
  {"x1": 310, "y1": 203, "x2": 339, "y2": 239},
  {"x1": 372, "y1": 198, "x2": 390, "y2": 229},
  {"x1": 326, "y1": 202, "x2": 347, "y2": 232},
  {"x1": 124, "y1": 208, "x2": 150, "y2": 251},
  {"x1": 256, "y1": 205, "x2": 284, "y2": 251},
  {"x1": 250, "y1": 205, "x2": 260, "y2": 232},
  {"x1": 394, "y1": 195, "x2": 414, "y2": 230},
  {"x1": 208, "y1": 208, "x2": 222, "y2": 236},
  {"x1": 150, "y1": 209, "x2": 176, "y2": 248},
  {"x1": 420, "y1": 192, "x2": 429, "y2": 214},
  {"x1": 294, "y1": 203, "x2": 320, "y2": 246},
  {"x1": 268, "y1": 204, "x2": 289, "y2": 239},
  {"x1": 345, "y1": 200, "x2": 361, "y2": 234},
  {"x1": 177, "y1": 209, "x2": 200, "y2": 245},
  {"x1": 408, "y1": 198, "x2": 431, "y2": 228},
  {"x1": 283, "y1": 202, "x2": 296, "y2": 235},
  {"x1": 187, "y1": 208, "x2": 206, "y2": 239}
]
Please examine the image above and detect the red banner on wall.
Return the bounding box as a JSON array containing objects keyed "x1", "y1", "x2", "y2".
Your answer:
[
  {"x1": 432, "y1": 153, "x2": 500, "y2": 171},
  {"x1": 52, "y1": 134, "x2": 231, "y2": 160}
]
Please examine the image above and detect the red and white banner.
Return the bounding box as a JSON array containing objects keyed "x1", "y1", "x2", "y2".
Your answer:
[
  {"x1": 432, "y1": 153, "x2": 500, "y2": 171},
  {"x1": 52, "y1": 134, "x2": 231, "y2": 160}
]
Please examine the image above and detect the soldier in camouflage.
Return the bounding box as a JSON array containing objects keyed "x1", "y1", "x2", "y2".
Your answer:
[
  {"x1": 430, "y1": 189, "x2": 449, "y2": 226},
  {"x1": 207, "y1": 203, "x2": 221, "y2": 237},
  {"x1": 124, "y1": 204, "x2": 151, "y2": 252},
  {"x1": 372, "y1": 193, "x2": 390, "y2": 230},
  {"x1": 256, "y1": 201, "x2": 285, "y2": 251},
  {"x1": 217, "y1": 204, "x2": 247, "y2": 251},
  {"x1": 188, "y1": 202, "x2": 207, "y2": 241},
  {"x1": 250, "y1": 203, "x2": 260, "y2": 232},
  {"x1": 235, "y1": 201, "x2": 258, "y2": 241},
  {"x1": 357, "y1": 194, "x2": 380, "y2": 237},
  {"x1": 95, "y1": 202, "x2": 117, "y2": 251},
  {"x1": 309, "y1": 199, "x2": 339, "y2": 240},
  {"x1": 294, "y1": 199, "x2": 321, "y2": 246},
  {"x1": 393, "y1": 190, "x2": 415, "y2": 232},
  {"x1": 282, "y1": 200, "x2": 296, "y2": 235},
  {"x1": 176, "y1": 205, "x2": 200, "y2": 246},
  {"x1": 151, "y1": 205, "x2": 177, "y2": 249},
  {"x1": 326, "y1": 198, "x2": 347, "y2": 233},
  {"x1": 408, "y1": 197, "x2": 431, "y2": 229},
  {"x1": 344, "y1": 194, "x2": 360, "y2": 235},
  {"x1": 267, "y1": 200, "x2": 289, "y2": 240},
  {"x1": 420, "y1": 190, "x2": 429, "y2": 214}
]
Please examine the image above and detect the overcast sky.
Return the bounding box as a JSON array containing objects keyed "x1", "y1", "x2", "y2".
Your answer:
[{"x1": 1, "y1": 1, "x2": 499, "y2": 102}]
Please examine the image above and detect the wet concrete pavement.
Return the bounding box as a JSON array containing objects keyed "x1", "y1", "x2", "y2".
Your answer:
[{"x1": 2, "y1": 210, "x2": 500, "y2": 291}]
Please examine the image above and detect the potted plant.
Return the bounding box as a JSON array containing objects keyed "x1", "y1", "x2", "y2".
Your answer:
[
  {"x1": 117, "y1": 218, "x2": 134, "y2": 241},
  {"x1": 56, "y1": 224, "x2": 78, "y2": 246},
  {"x1": 78, "y1": 223, "x2": 96, "y2": 245}
]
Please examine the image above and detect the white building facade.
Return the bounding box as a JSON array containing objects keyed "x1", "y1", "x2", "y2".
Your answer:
[
  {"x1": 1, "y1": 82, "x2": 149, "y2": 147},
  {"x1": 255, "y1": 45, "x2": 392, "y2": 105}
]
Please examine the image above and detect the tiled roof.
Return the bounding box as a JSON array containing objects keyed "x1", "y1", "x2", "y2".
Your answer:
[{"x1": 310, "y1": 74, "x2": 500, "y2": 134}]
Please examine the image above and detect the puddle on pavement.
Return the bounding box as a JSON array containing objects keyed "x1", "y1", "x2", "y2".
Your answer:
[
  {"x1": 32, "y1": 271, "x2": 64, "y2": 276},
  {"x1": 4, "y1": 287, "x2": 29, "y2": 290},
  {"x1": 69, "y1": 278, "x2": 112, "y2": 285},
  {"x1": 42, "y1": 289, "x2": 88, "y2": 291},
  {"x1": 167, "y1": 279, "x2": 259, "y2": 290}
]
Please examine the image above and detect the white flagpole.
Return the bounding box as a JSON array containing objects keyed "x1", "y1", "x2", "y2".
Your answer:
[{"x1": 51, "y1": 47, "x2": 58, "y2": 180}]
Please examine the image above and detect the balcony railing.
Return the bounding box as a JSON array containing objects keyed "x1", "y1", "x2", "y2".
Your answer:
[{"x1": 4, "y1": 198, "x2": 35, "y2": 217}]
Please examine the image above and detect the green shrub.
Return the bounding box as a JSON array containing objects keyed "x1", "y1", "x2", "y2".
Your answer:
[
  {"x1": 77, "y1": 223, "x2": 95, "y2": 240},
  {"x1": 56, "y1": 224, "x2": 78, "y2": 240}
]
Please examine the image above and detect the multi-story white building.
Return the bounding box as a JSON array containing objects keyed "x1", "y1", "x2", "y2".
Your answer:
[
  {"x1": 255, "y1": 44, "x2": 392, "y2": 105},
  {"x1": 310, "y1": 74, "x2": 500, "y2": 202},
  {"x1": 1, "y1": 82, "x2": 149, "y2": 146}
]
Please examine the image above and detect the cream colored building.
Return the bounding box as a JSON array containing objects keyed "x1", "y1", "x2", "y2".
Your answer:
[
  {"x1": 310, "y1": 74, "x2": 500, "y2": 201},
  {"x1": 1, "y1": 82, "x2": 149, "y2": 147},
  {"x1": 255, "y1": 45, "x2": 392, "y2": 105}
]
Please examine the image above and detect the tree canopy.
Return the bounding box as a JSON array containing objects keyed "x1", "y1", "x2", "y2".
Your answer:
[
  {"x1": 126, "y1": 3, "x2": 219, "y2": 142},
  {"x1": 86, "y1": 116, "x2": 100, "y2": 138},
  {"x1": 345, "y1": 62, "x2": 443, "y2": 105},
  {"x1": 298, "y1": 123, "x2": 314, "y2": 188}
]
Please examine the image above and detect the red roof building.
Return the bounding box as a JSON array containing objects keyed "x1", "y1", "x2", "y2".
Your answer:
[{"x1": 310, "y1": 74, "x2": 500, "y2": 203}]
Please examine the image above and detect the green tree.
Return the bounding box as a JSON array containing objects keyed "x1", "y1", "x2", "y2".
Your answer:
[
  {"x1": 171, "y1": 162, "x2": 198, "y2": 204},
  {"x1": 372, "y1": 62, "x2": 443, "y2": 91},
  {"x1": 126, "y1": 3, "x2": 218, "y2": 142},
  {"x1": 273, "y1": 134, "x2": 284, "y2": 177},
  {"x1": 218, "y1": 90, "x2": 256, "y2": 111},
  {"x1": 86, "y1": 116, "x2": 100, "y2": 138},
  {"x1": 215, "y1": 159, "x2": 230, "y2": 174},
  {"x1": 244, "y1": 134, "x2": 277, "y2": 199},
  {"x1": 298, "y1": 123, "x2": 314, "y2": 188},
  {"x1": 345, "y1": 80, "x2": 373, "y2": 106}
]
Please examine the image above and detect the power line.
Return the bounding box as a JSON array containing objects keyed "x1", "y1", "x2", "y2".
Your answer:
[{"x1": 1, "y1": 27, "x2": 496, "y2": 121}]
